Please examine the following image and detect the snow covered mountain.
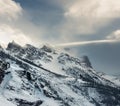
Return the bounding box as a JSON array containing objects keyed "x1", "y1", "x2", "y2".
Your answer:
[
  {"x1": 97, "y1": 72, "x2": 120, "y2": 86},
  {"x1": 0, "y1": 41, "x2": 120, "y2": 106}
]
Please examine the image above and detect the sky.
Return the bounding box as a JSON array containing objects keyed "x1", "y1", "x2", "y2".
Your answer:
[{"x1": 0, "y1": 0, "x2": 120, "y2": 75}]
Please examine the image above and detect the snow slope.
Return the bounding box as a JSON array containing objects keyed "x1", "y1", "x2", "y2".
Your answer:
[
  {"x1": 97, "y1": 72, "x2": 120, "y2": 86},
  {"x1": 0, "y1": 42, "x2": 120, "y2": 106}
]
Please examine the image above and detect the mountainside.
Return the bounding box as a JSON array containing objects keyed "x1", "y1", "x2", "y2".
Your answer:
[{"x1": 0, "y1": 42, "x2": 120, "y2": 106}]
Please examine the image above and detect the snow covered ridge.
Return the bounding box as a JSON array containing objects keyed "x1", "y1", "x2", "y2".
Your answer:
[{"x1": 0, "y1": 42, "x2": 120, "y2": 106}]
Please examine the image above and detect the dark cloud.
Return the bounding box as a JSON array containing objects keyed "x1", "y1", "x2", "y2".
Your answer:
[
  {"x1": 14, "y1": 0, "x2": 66, "y2": 43},
  {"x1": 14, "y1": 0, "x2": 120, "y2": 43},
  {"x1": 15, "y1": 0, "x2": 64, "y2": 26}
]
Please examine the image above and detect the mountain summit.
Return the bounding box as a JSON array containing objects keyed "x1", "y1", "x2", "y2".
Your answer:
[{"x1": 0, "y1": 42, "x2": 120, "y2": 106}]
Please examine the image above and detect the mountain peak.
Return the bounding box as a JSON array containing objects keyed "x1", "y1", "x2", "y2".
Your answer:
[
  {"x1": 25, "y1": 44, "x2": 36, "y2": 48},
  {"x1": 41, "y1": 45, "x2": 55, "y2": 53},
  {"x1": 81, "y1": 56, "x2": 92, "y2": 68},
  {"x1": 0, "y1": 45, "x2": 2, "y2": 49},
  {"x1": 7, "y1": 41, "x2": 22, "y2": 51}
]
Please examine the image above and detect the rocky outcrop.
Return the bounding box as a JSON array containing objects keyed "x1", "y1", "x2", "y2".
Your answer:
[
  {"x1": 0, "y1": 60, "x2": 10, "y2": 84},
  {"x1": 15, "y1": 98, "x2": 43, "y2": 106},
  {"x1": 0, "y1": 69, "x2": 4, "y2": 84}
]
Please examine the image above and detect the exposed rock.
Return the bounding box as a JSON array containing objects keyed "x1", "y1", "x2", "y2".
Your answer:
[{"x1": 15, "y1": 98, "x2": 43, "y2": 106}]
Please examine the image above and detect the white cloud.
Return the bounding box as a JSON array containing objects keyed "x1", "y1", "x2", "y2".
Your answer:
[
  {"x1": 56, "y1": 29, "x2": 120, "y2": 47},
  {"x1": 0, "y1": 0, "x2": 33, "y2": 47},
  {"x1": 65, "y1": 0, "x2": 120, "y2": 18},
  {"x1": 0, "y1": 0, "x2": 43, "y2": 47},
  {"x1": 0, "y1": 0, "x2": 22, "y2": 20},
  {"x1": 0, "y1": 25, "x2": 32, "y2": 47},
  {"x1": 55, "y1": 39, "x2": 116, "y2": 47},
  {"x1": 61, "y1": 0, "x2": 120, "y2": 36},
  {"x1": 107, "y1": 30, "x2": 120, "y2": 40},
  {"x1": 0, "y1": 0, "x2": 50, "y2": 47}
]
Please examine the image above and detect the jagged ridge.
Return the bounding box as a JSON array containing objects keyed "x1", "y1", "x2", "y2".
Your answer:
[{"x1": 0, "y1": 42, "x2": 120, "y2": 106}]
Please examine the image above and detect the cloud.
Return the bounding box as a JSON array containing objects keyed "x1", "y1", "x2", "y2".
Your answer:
[
  {"x1": 107, "y1": 30, "x2": 120, "y2": 40},
  {"x1": 0, "y1": 25, "x2": 32, "y2": 47},
  {"x1": 55, "y1": 39, "x2": 117, "y2": 47},
  {"x1": 65, "y1": 0, "x2": 120, "y2": 18},
  {"x1": 60, "y1": 0, "x2": 120, "y2": 36},
  {"x1": 0, "y1": 0, "x2": 22, "y2": 20},
  {"x1": 0, "y1": 0, "x2": 44, "y2": 46},
  {"x1": 1, "y1": 0, "x2": 120, "y2": 47},
  {"x1": 0, "y1": 0, "x2": 34, "y2": 47},
  {"x1": 56, "y1": 29, "x2": 120, "y2": 47}
]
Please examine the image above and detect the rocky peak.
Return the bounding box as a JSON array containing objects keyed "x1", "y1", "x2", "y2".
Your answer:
[
  {"x1": 24, "y1": 44, "x2": 38, "y2": 54},
  {"x1": 81, "y1": 56, "x2": 92, "y2": 68},
  {"x1": 41, "y1": 45, "x2": 55, "y2": 53},
  {"x1": 25, "y1": 44, "x2": 36, "y2": 49},
  {"x1": 7, "y1": 41, "x2": 22, "y2": 52},
  {"x1": 0, "y1": 45, "x2": 3, "y2": 50}
]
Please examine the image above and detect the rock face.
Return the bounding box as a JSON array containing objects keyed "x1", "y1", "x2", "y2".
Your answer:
[
  {"x1": 41, "y1": 45, "x2": 54, "y2": 53},
  {"x1": 7, "y1": 41, "x2": 22, "y2": 53},
  {"x1": 0, "y1": 42, "x2": 120, "y2": 106},
  {"x1": 15, "y1": 98, "x2": 43, "y2": 106},
  {"x1": 81, "y1": 56, "x2": 92, "y2": 68},
  {"x1": 0, "y1": 68, "x2": 4, "y2": 84},
  {"x1": 0, "y1": 60, "x2": 10, "y2": 84},
  {"x1": 0, "y1": 45, "x2": 3, "y2": 51}
]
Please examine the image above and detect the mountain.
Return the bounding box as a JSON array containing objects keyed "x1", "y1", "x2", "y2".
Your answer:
[
  {"x1": 0, "y1": 41, "x2": 120, "y2": 106},
  {"x1": 97, "y1": 72, "x2": 120, "y2": 86}
]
